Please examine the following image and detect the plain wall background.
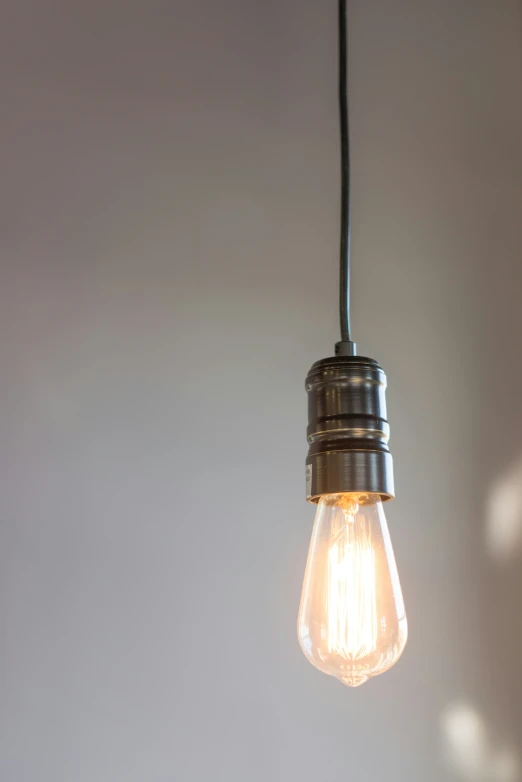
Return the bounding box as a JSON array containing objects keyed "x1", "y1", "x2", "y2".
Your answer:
[{"x1": 1, "y1": 1, "x2": 522, "y2": 780}]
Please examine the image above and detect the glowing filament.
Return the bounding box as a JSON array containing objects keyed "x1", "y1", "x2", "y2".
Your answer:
[
  {"x1": 298, "y1": 492, "x2": 407, "y2": 686},
  {"x1": 327, "y1": 527, "x2": 378, "y2": 659}
]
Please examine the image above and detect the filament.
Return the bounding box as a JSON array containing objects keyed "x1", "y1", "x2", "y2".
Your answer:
[{"x1": 327, "y1": 522, "x2": 378, "y2": 659}]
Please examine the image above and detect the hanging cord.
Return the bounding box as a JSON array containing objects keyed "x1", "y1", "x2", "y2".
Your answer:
[{"x1": 338, "y1": 0, "x2": 353, "y2": 348}]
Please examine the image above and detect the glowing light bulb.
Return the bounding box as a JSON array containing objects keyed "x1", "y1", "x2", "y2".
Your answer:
[{"x1": 297, "y1": 492, "x2": 407, "y2": 687}]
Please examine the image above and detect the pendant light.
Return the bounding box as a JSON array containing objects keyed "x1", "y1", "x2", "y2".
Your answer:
[{"x1": 297, "y1": 0, "x2": 408, "y2": 688}]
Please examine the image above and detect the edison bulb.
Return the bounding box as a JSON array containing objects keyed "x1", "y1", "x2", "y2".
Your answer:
[{"x1": 297, "y1": 492, "x2": 407, "y2": 687}]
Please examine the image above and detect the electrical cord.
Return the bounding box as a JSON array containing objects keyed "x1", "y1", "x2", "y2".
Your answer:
[{"x1": 338, "y1": 0, "x2": 351, "y2": 344}]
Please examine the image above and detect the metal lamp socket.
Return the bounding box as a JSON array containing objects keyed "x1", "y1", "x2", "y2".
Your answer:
[{"x1": 305, "y1": 355, "x2": 395, "y2": 503}]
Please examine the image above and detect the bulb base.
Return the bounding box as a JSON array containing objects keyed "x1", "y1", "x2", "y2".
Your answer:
[{"x1": 305, "y1": 355, "x2": 395, "y2": 503}]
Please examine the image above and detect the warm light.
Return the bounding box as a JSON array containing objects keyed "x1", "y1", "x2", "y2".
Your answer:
[
  {"x1": 327, "y1": 501, "x2": 378, "y2": 659},
  {"x1": 486, "y1": 457, "x2": 522, "y2": 561},
  {"x1": 298, "y1": 493, "x2": 407, "y2": 687},
  {"x1": 441, "y1": 702, "x2": 520, "y2": 782}
]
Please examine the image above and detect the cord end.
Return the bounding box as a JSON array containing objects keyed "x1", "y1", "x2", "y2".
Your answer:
[{"x1": 335, "y1": 340, "x2": 357, "y2": 356}]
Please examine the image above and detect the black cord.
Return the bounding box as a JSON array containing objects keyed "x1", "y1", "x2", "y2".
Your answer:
[{"x1": 338, "y1": 0, "x2": 351, "y2": 343}]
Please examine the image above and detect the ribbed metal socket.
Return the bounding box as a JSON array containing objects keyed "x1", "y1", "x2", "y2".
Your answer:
[{"x1": 305, "y1": 355, "x2": 394, "y2": 503}]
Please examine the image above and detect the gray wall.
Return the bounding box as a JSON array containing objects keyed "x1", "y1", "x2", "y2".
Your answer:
[{"x1": 1, "y1": 1, "x2": 522, "y2": 780}]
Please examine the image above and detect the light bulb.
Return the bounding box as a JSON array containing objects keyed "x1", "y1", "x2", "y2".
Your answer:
[{"x1": 297, "y1": 492, "x2": 407, "y2": 687}]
